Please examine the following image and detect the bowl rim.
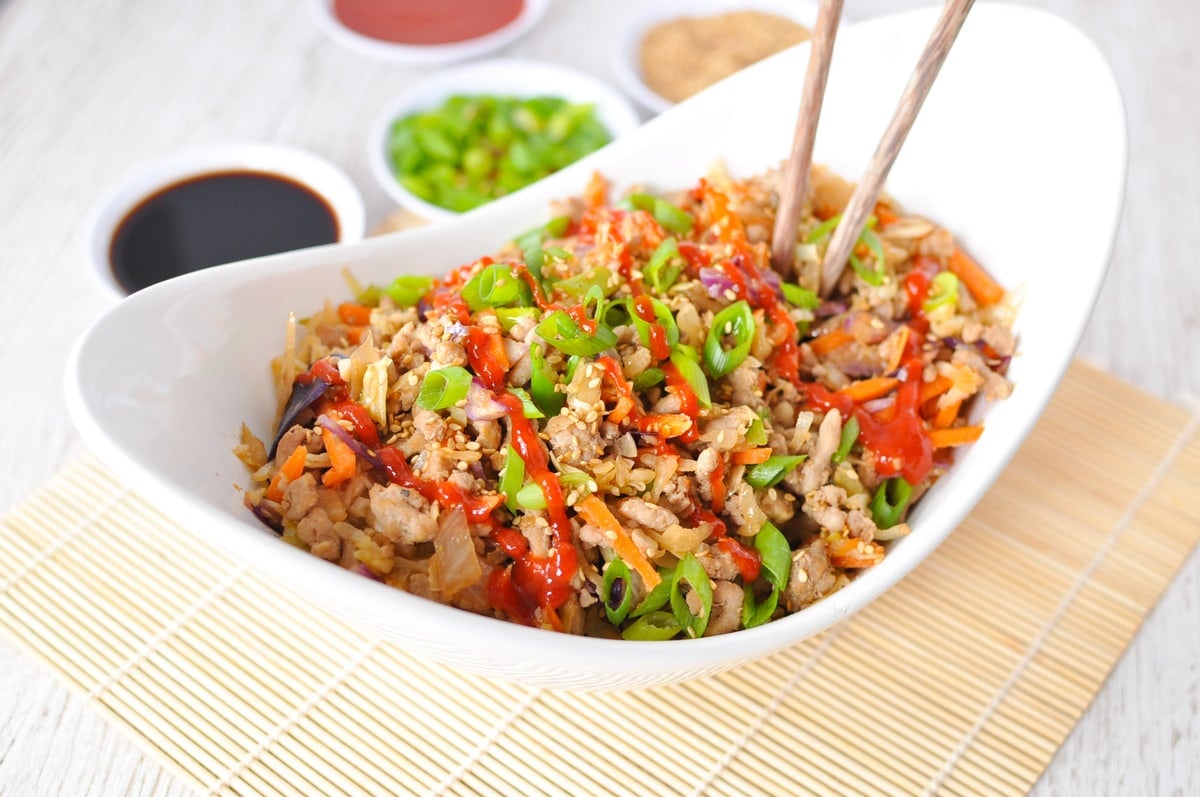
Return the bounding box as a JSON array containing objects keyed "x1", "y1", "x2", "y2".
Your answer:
[
  {"x1": 610, "y1": 0, "x2": 826, "y2": 115},
  {"x1": 366, "y1": 57, "x2": 642, "y2": 222},
  {"x1": 83, "y1": 142, "x2": 366, "y2": 299},
  {"x1": 308, "y1": 0, "x2": 551, "y2": 65}
]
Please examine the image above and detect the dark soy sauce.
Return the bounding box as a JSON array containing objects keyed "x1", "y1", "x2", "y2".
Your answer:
[{"x1": 109, "y1": 171, "x2": 340, "y2": 294}]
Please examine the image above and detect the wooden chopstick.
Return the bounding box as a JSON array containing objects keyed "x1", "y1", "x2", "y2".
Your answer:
[
  {"x1": 770, "y1": 0, "x2": 844, "y2": 275},
  {"x1": 819, "y1": 0, "x2": 976, "y2": 294}
]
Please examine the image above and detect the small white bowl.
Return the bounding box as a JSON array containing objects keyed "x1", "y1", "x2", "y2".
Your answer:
[
  {"x1": 367, "y1": 58, "x2": 642, "y2": 222},
  {"x1": 309, "y1": 0, "x2": 550, "y2": 65},
  {"x1": 85, "y1": 143, "x2": 366, "y2": 298},
  {"x1": 612, "y1": 0, "x2": 825, "y2": 115}
]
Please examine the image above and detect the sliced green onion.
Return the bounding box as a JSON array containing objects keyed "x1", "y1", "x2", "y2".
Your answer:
[
  {"x1": 669, "y1": 349, "x2": 712, "y2": 408},
  {"x1": 923, "y1": 271, "x2": 959, "y2": 313},
  {"x1": 632, "y1": 367, "x2": 665, "y2": 391},
  {"x1": 704, "y1": 300, "x2": 756, "y2": 379},
  {"x1": 564, "y1": 354, "x2": 583, "y2": 384},
  {"x1": 499, "y1": 445, "x2": 525, "y2": 512},
  {"x1": 515, "y1": 482, "x2": 547, "y2": 510},
  {"x1": 536, "y1": 310, "x2": 617, "y2": 356},
  {"x1": 670, "y1": 553, "x2": 714, "y2": 638},
  {"x1": 832, "y1": 416, "x2": 860, "y2": 464},
  {"x1": 674, "y1": 343, "x2": 701, "y2": 363},
  {"x1": 744, "y1": 455, "x2": 806, "y2": 488},
  {"x1": 544, "y1": 246, "x2": 573, "y2": 261},
  {"x1": 629, "y1": 297, "x2": 680, "y2": 352},
  {"x1": 806, "y1": 214, "x2": 842, "y2": 243},
  {"x1": 631, "y1": 567, "x2": 674, "y2": 618},
  {"x1": 416, "y1": 366, "x2": 472, "y2": 410},
  {"x1": 741, "y1": 585, "x2": 780, "y2": 629},
  {"x1": 755, "y1": 521, "x2": 792, "y2": 591},
  {"x1": 781, "y1": 282, "x2": 820, "y2": 310},
  {"x1": 516, "y1": 216, "x2": 570, "y2": 281},
  {"x1": 621, "y1": 610, "x2": 681, "y2": 641},
  {"x1": 507, "y1": 387, "x2": 544, "y2": 419},
  {"x1": 619, "y1": 193, "x2": 694, "y2": 235},
  {"x1": 603, "y1": 557, "x2": 635, "y2": 625},
  {"x1": 555, "y1": 267, "x2": 615, "y2": 299},
  {"x1": 381, "y1": 275, "x2": 434, "y2": 307},
  {"x1": 644, "y1": 237, "x2": 684, "y2": 293},
  {"x1": 529, "y1": 343, "x2": 565, "y2": 417},
  {"x1": 462, "y1": 263, "x2": 531, "y2": 310},
  {"x1": 849, "y1": 226, "x2": 887, "y2": 286},
  {"x1": 745, "y1": 413, "x2": 768, "y2": 447},
  {"x1": 871, "y1": 477, "x2": 913, "y2": 529},
  {"x1": 495, "y1": 307, "x2": 540, "y2": 332}
]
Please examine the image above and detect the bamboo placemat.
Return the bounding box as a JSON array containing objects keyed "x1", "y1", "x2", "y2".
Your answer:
[{"x1": 1, "y1": 362, "x2": 1197, "y2": 796}]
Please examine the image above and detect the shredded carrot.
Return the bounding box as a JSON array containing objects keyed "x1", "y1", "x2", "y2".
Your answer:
[
  {"x1": 874, "y1": 204, "x2": 899, "y2": 226},
  {"x1": 827, "y1": 537, "x2": 885, "y2": 569},
  {"x1": 582, "y1": 171, "x2": 608, "y2": 210},
  {"x1": 575, "y1": 495, "x2": 660, "y2": 590},
  {"x1": 920, "y1": 375, "x2": 954, "y2": 404},
  {"x1": 873, "y1": 404, "x2": 897, "y2": 423},
  {"x1": 345, "y1": 326, "x2": 367, "y2": 345},
  {"x1": 930, "y1": 425, "x2": 984, "y2": 448},
  {"x1": 608, "y1": 395, "x2": 634, "y2": 425},
  {"x1": 884, "y1": 325, "x2": 909, "y2": 374},
  {"x1": 947, "y1": 248, "x2": 1004, "y2": 306},
  {"x1": 320, "y1": 427, "x2": 357, "y2": 487},
  {"x1": 838, "y1": 377, "x2": 899, "y2": 403},
  {"x1": 266, "y1": 444, "x2": 309, "y2": 502},
  {"x1": 640, "y1": 413, "x2": 693, "y2": 439},
  {"x1": 809, "y1": 328, "x2": 854, "y2": 356},
  {"x1": 337, "y1": 302, "x2": 372, "y2": 326},
  {"x1": 933, "y1": 398, "x2": 963, "y2": 429},
  {"x1": 731, "y1": 447, "x2": 773, "y2": 465}
]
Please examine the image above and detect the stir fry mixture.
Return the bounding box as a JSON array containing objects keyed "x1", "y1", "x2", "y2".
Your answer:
[{"x1": 236, "y1": 166, "x2": 1015, "y2": 639}]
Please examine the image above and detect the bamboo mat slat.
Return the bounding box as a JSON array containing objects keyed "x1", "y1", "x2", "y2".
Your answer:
[{"x1": 1, "y1": 361, "x2": 1197, "y2": 797}]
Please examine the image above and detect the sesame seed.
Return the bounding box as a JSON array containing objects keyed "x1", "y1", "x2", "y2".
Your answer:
[
  {"x1": 588, "y1": 377, "x2": 602, "y2": 389},
  {"x1": 456, "y1": 460, "x2": 469, "y2": 471},
  {"x1": 723, "y1": 288, "x2": 738, "y2": 302},
  {"x1": 724, "y1": 321, "x2": 733, "y2": 335},
  {"x1": 796, "y1": 569, "x2": 809, "y2": 583},
  {"x1": 604, "y1": 530, "x2": 618, "y2": 541}
]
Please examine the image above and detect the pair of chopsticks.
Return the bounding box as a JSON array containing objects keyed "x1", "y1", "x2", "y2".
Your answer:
[{"x1": 771, "y1": 0, "x2": 975, "y2": 294}]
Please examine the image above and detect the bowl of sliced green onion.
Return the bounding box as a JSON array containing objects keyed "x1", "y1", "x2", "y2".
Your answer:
[{"x1": 369, "y1": 58, "x2": 641, "y2": 221}]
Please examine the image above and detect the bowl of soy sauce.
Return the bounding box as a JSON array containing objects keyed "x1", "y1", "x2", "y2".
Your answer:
[{"x1": 87, "y1": 143, "x2": 366, "y2": 296}]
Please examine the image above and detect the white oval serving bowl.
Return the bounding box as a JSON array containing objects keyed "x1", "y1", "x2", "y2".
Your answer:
[
  {"x1": 612, "y1": 0, "x2": 825, "y2": 115},
  {"x1": 85, "y1": 142, "x2": 366, "y2": 298},
  {"x1": 309, "y1": 0, "x2": 550, "y2": 65},
  {"x1": 368, "y1": 58, "x2": 641, "y2": 222},
  {"x1": 67, "y1": 4, "x2": 1125, "y2": 691}
]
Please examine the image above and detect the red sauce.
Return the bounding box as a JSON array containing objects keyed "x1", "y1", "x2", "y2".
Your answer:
[
  {"x1": 903, "y1": 255, "x2": 941, "y2": 324},
  {"x1": 375, "y1": 447, "x2": 503, "y2": 525},
  {"x1": 716, "y1": 537, "x2": 761, "y2": 583},
  {"x1": 332, "y1": 0, "x2": 524, "y2": 45},
  {"x1": 328, "y1": 401, "x2": 380, "y2": 448},
  {"x1": 691, "y1": 507, "x2": 727, "y2": 540},
  {"x1": 632, "y1": 295, "x2": 670, "y2": 360},
  {"x1": 662, "y1": 361, "x2": 701, "y2": 443},
  {"x1": 707, "y1": 452, "x2": 727, "y2": 515},
  {"x1": 464, "y1": 326, "x2": 510, "y2": 392}
]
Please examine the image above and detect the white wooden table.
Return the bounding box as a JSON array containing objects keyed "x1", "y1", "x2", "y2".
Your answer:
[{"x1": 1, "y1": 1, "x2": 1195, "y2": 793}]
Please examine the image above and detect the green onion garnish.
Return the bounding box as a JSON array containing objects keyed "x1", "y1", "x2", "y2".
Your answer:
[
  {"x1": 704, "y1": 300, "x2": 756, "y2": 378},
  {"x1": 536, "y1": 310, "x2": 617, "y2": 356},
  {"x1": 416, "y1": 366, "x2": 472, "y2": 410},
  {"x1": 745, "y1": 413, "x2": 769, "y2": 447},
  {"x1": 529, "y1": 342, "x2": 565, "y2": 417},
  {"x1": 781, "y1": 282, "x2": 820, "y2": 310},
  {"x1": 741, "y1": 584, "x2": 780, "y2": 629},
  {"x1": 849, "y1": 226, "x2": 887, "y2": 286},
  {"x1": 507, "y1": 387, "x2": 545, "y2": 419},
  {"x1": 495, "y1": 307, "x2": 540, "y2": 332},
  {"x1": 669, "y1": 554, "x2": 714, "y2": 638},
  {"x1": 619, "y1": 193, "x2": 694, "y2": 235},
  {"x1": 383, "y1": 275, "x2": 435, "y2": 307},
  {"x1": 516, "y1": 216, "x2": 571, "y2": 282},
  {"x1": 499, "y1": 445, "x2": 524, "y2": 512},
  {"x1": 871, "y1": 477, "x2": 913, "y2": 529},
  {"x1": 630, "y1": 567, "x2": 674, "y2": 618},
  {"x1": 632, "y1": 367, "x2": 665, "y2": 391},
  {"x1": 462, "y1": 263, "x2": 532, "y2": 310},
  {"x1": 923, "y1": 271, "x2": 959, "y2": 313},
  {"x1": 669, "y1": 349, "x2": 712, "y2": 408},
  {"x1": 629, "y1": 297, "x2": 679, "y2": 352},
  {"x1": 621, "y1": 610, "x2": 681, "y2": 641},
  {"x1": 644, "y1": 237, "x2": 684, "y2": 293},
  {"x1": 832, "y1": 416, "x2": 860, "y2": 463},
  {"x1": 555, "y1": 267, "x2": 615, "y2": 299},
  {"x1": 744, "y1": 455, "x2": 806, "y2": 488},
  {"x1": 515, "y1": 482, "x2": 547, "y2": 510},
  {"x1": 755, "y1": 522, "x2": 792, "y2": 591},
  {"x1": 603, "y1": 557, "x2": 635, "y2": 625}
]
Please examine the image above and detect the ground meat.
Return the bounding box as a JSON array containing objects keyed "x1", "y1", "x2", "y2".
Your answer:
[
  {"x1": 544, "y1": 414, "x2": 604, "y2": 466},
  {"x1": 297, "y1": 508, "x2": 340, "y2": 561},
  {"x1": 953, "y1": 347, "x2": 1013, "y2": 401},
  {"x1": 801, "y1": 483, "x2": 848, "y2": 533},
  {"x1": 695, "y1": 448, "x2": 721, "y2": 503},
  {"x1": 697, "y1": 543, "x2": 741, "y2": 580},
  {"x1": 369, "y1": 483, "x2": 438, "y2": 545},
  {"x1": 783, "y1": 538, "x2": 838, "y2": 612},
  {"x1": 700, "y1": 406, "x2": 759, "y2": 450},
  {"x1": 757, "y1": 486, "x2": 795, "y2": 524},
  {"x1": 726, "y1": 358, "x2": 765, "y2": 407},
  {"x1": 274, "y1": 425, "x2": 308, "y2": 468},
  {"x1": 705, "y1": 580, "x2": 745, "y2": 636},
  {"x1": 613, "y1": 497, "x2": 679, "y2": 532},
  {"x1": 471, "y1": 418, "x2": 502, "y2": 452},
  {"x1": 658, "y1": 473, "x2": 695, "y2": 517},
  {"x1": 282, "y1": 473, "x2": 319, "y2": 522}
]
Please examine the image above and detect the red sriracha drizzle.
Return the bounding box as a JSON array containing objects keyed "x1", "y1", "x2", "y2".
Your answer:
[
  {"x1": 376, "y1": 447, "x2": 503, "y2": 525},
  {"x1": 464, "y1": 326, "x2": 510, "y2": 392},
  {"x1": 632, "y1": 295, "x2": 670, "y2": 360}
]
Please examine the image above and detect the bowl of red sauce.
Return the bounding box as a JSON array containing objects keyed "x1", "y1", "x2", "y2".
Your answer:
[{"x1": 311, "y1": 0, "x2": 550, "y2": 64}]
